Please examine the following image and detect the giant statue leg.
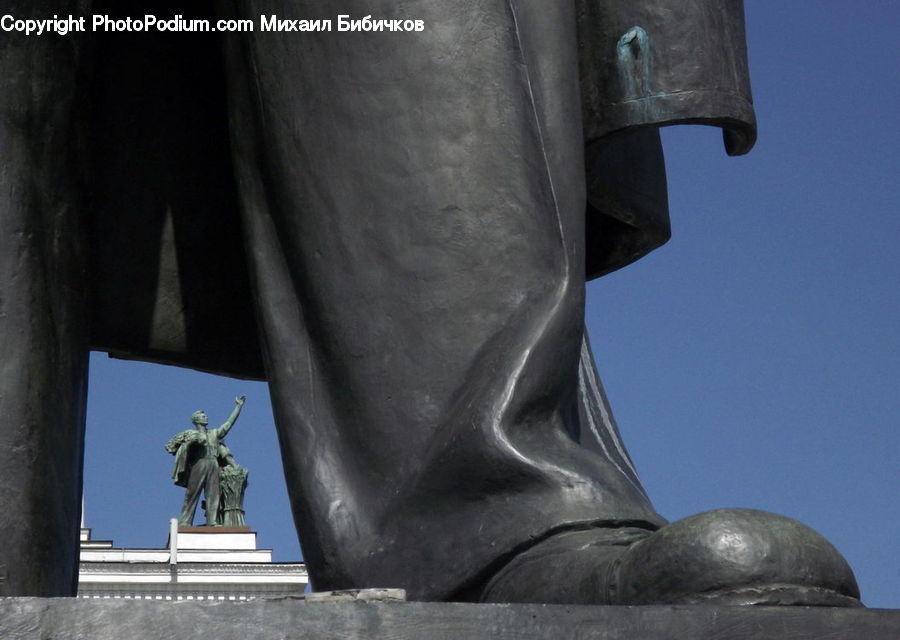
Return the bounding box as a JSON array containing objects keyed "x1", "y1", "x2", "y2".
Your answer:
[
  {"x1": 224, "y1": 0, "x2": 661, "y2": 599},
  {"x1": 222, "y1": 0, "x2": 860, "y2": 605},
  {"x1": 0, "y1": 0, "x2": 90, "y2": 596}
]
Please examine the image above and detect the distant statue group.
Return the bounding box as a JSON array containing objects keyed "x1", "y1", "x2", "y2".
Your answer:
[{"x1": 166, "y1": 396, "x2": 249, "y2": 527}]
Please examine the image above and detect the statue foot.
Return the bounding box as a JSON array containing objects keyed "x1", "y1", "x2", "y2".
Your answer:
[{"x1": 478, "y1": 509, "x2": 862, "y2": 607}]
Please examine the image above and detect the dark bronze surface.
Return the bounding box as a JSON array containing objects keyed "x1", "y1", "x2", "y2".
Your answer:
[
  {"x1": 1, "y1": 0, "x2": 859, "y2": 609},
  {"x1": 1, "y1": 599, "x2": 898, "y2": 640},
  {"x1": 479, "y1": 509, "x2": 860, "y2": 606}
]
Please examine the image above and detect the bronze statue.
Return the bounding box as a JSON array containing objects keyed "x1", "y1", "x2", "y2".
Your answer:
[
  {"x1": 0, "y1": 0, "x2": 861, "y2": 606},
  {"x1": 165, "y1": 396, "x2": 247, "y2": 527}
]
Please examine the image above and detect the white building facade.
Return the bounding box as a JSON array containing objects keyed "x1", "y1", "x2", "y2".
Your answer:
[{"x1": 78, "y1": 522, "x2": 308, "y2": 600}]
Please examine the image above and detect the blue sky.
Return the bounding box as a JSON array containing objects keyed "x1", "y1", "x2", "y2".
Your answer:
[{"x1": 83, "y1": 3, "x2": 899, "y2": 608}]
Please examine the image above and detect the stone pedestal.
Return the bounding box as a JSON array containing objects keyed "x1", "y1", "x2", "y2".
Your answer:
[
  {"x1": 1, "y1": 598, "x2": 897, "y2": 639},
  {"x1": 170, "y1": 525, "x2": 260, "y2": 556}
]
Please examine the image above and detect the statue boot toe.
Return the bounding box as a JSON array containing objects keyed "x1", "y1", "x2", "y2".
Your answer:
[
  {"x1": 611, "y1": 508, "x2": 861, "y2": 606},
  {"x1": 478, "y1": 508, "x2": 861, "y2": 607}
]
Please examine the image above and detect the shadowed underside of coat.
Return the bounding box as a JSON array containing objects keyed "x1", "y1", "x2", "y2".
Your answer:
[{"x1": 85, "y1": 0, "x2": 755, "y2": 380}]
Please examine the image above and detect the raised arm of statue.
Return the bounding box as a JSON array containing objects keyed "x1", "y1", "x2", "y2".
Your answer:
[{"x1": 215, "y1": 395, "x2": 246, "y2": 439}]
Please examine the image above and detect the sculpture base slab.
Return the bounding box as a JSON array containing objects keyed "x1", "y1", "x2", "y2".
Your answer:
[
  {"x1": 1, "y1": 598, "x2": 897, "y2": 639},
  {"x1": 177, "y1": 526, "x2": 251, "y2": 533}
]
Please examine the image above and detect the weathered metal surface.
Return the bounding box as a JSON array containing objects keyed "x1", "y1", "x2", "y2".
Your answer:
[
  {"x1": 3, "y1": 0, "x2": 854, "y2": 611},
  {"x1": 0, "y1": 599, "x2": 897, "y2": 640}
]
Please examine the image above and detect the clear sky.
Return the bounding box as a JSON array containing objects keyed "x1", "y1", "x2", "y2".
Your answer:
[{"x1": 83, "y1": 3, "x2": 899, "y2": 608}]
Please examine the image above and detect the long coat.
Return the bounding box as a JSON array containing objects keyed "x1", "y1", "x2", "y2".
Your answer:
[{"x1": 84, "y1": 0, "x2": 755, "y2": 380}]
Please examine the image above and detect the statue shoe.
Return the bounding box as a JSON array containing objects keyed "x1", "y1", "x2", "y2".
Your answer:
[{"x1": 478, "y1": 508, "x2": 862, "y2": 607}]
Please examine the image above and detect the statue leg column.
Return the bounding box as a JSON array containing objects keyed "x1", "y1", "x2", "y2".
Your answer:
[
  {"x1": 0, "y1": 0, "x2": 90, "y2": 596},
  {"x1": 222, "y1": 0, "x2": 862, "y2": 607},
  {"x1": 223, "y1": 0, "x2": 661, "y2": 600}
]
